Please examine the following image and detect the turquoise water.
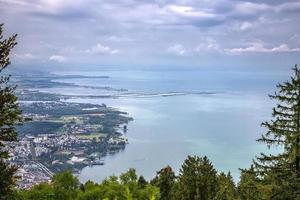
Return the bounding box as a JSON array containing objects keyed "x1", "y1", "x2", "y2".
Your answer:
[{"x1": 44, "y1": 69, "x2": 289, "y2": 182}]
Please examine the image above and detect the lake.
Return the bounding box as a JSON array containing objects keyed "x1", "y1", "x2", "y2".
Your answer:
[{"x1": 41, "y1": 68, "x2": 289, "y2": 182}]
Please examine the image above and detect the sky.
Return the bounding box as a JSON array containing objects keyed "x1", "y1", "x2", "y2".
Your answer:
[{"x1": 0, "y1": 0, "x2": 300, "y2": 70}]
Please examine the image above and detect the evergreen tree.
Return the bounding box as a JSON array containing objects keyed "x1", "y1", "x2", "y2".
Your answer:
[
  {"x1": 119, "y1": 168, "x2": 139, "y2": 199},
  {"x1": 177, "y1": 156, "x2": 218, "y2": 200},
  {"x1": 138, "y1": 175, "x2": 147, "y2": 189},
  {"x1": 151, "y1": 165, "x2": 176, "y2": 200},
  {"x1": 119, "y1": 168, "x2": 138, "y2": 185},
  {"x1": 255, "y1": 65, "x2": 300, "y2": 198},
  {"x1": 214, "y1": 172, "x2": 236, "y2": 200},
  {"x1": 237, "y1": 166, "x2": 264, "y2": 200},
  {"x1": 0, "y1": 24, "x2": 22, "y2": 200}
]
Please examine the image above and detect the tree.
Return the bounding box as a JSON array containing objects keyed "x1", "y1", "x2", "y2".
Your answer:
[
  {"x1": 255, "y1": 65, "x2": 300, "y2": 198},
  {"x1": 237, "y1": 166, "x2": 264, "y2": 200},
  {"x1": 52, "y1": 170, "x2": 79, "y2": 190},
  {"x1": 119, "y1": 168, "x2": 138, "y2": 185},
  {"x1": 151, "y1": 166, "x2": 176, "y2": 200},
  {"x1": 138, "y1": 175, "x2": 147, "y2": 189},
  {"x1": 24, "y1": 183, "x2": 55, "y2": 200},
  {"x1": 52, "y1": 170, "x2": 79, "y2": 200},
  {"x1": 141, "y1": 185, "x2": 160, "y2": 200},
  {"x1": 177, "y1": 156, "x2": 218, "y2": 200},
  {"x1": 119, "y1": 168, "x2": 139, "y2": 199},
  {"x1": 99, "y1": 170, "x2": 160, "y2": 200},
  {"x1": 214, "y1": 172, "x2": 237, "y2": 200},
  {"x1": 0, "y1": 24, "x2": 22, "y2": 200},
  {"x1": 100, "y1": 175, "x2": 127, "y2": 200}
]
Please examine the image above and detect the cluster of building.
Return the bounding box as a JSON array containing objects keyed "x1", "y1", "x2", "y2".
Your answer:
[
  {"x1": 108, "y1": 135, "x2": 129, "y2": 147},
  {"x1": 11, "y1": 93, "x2": 133, "y2": 189},
  {"x1": 15, "y1": 161, "x2": 53, "y2": 189},
  {"x1": 65, "y1": 123, "x2": 100, "y2": 135},
  {"x1": 22, "y1": 113, "x2": 49, "y2": 121},
  {"x1": 8, "y1": 132, "x2": 128, "y2": 189}
]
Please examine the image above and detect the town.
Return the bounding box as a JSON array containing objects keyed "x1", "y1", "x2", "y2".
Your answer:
[{"x1": 8, "y1": 100, "x2": 132, "y2": 189}]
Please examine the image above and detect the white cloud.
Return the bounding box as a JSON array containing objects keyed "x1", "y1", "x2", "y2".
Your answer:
[
  {"x1": 276, "y1": 1, "x2": 300, "y2": 12},
  {"x1": 15, "y1": 53, "x2": 35, "y2": 59},
  {"x1": 167, "y1": 5, "x2": 193, "y2": 14},
  {"x1": 225, "y1": 42, "x2": 300, "y2": 54},
  {"x1": 34, "y1": 0, "x2": 86, "y2": 15},
  {"x1": 240, "y1": 22, "x2": 253, "y2": 31},
  {"x1": 0, "y1": 0, "x2": 29, "y2": 7},
  {"x1": 196, "y1": 38, "x2": 221, "y2": 53},
  {"x1": 271, "y1": 44, "x2": 300, "y2": 52},
  {"x1": 167, "y1": 5, "x2": 219, "y2": 18},
  {"x1": 86, "y1": 43, "x2": 119, "y2": 55},
  {"x1": 165, "y1": 4, "x2": 224, "y2": 25},
  {"x1": 0, "y1": 0, "x2": 86, "y2": 15},
  {"x1": 167, "y1": 44, "x2": 188, "y2": 56},
  {"x1": 168, "y1": 39, "x2": 222, "y2": 56},
  {"x1": 234, "y1": 2, "x2": 271, "y2": 15},
  {"x1": 107, "y1": 36, "x2": 134, "y2": 42},
  {"x1": 233, "y1": 1, "x2": 300, "y2": 16},
  {"x1": 49, "y1": 55, "x2": 67, "y2": 63}
]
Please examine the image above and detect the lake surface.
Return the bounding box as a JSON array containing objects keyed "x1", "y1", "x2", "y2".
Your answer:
[{"x1": 43, "y1": 69, "x2": 289, "y2": 182}]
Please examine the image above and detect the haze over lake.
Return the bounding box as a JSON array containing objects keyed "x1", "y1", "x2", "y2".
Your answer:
[{"x1": 33, "y1": 68, "x2": 289, "y2": 182}]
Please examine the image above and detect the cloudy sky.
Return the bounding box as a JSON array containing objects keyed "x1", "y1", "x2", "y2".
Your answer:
[{"x1": 0, "y1": 0, "x2": 300, "y2": 69}]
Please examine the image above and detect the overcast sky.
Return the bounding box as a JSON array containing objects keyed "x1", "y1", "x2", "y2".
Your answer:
[{"x1": 1, "y1": 0, "x2": 300, "y2": 70}]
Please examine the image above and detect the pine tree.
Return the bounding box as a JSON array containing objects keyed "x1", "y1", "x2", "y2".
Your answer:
[
  {"x1": 237, "y1": 166, "x2": 263, "y2": 200},
  {"x1": 138, "y1": 175, "x2": 147, "y2": 189},
  {"x1": 177, "y1": 156, "x2": 218, "y2": 200},
  {"x1": 0, "y1": 24, "x2": 22, "y2": 200},
  {"x1": 214, "y1": 172, "x2": 236, "y2": 200},
  {"x1": 255, "y1": 65, "x2": 300, "y2": 197},
  {"x1": 151, "y1": 165, "x2": 176, "y2": 200}
]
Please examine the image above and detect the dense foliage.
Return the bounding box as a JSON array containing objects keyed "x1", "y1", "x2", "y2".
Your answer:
[
  {"x1": 11, "y1": 170, "x2": 160, "y2": 200},
  {"x1": 255, "y1": 65, "x2": 300, "y2": 199},
  {"x1": 8, "y1": 158, "x2": 238, "y2": 200},
  {"x1": 3, "y1": 155, "x2": 274, "y2": 200},
  {"x1": 17, "y1": 121, "x2": 64, "y2": 136},
  {"x1": 0, "y1": 24, "x2": 22, "y2": 200}
]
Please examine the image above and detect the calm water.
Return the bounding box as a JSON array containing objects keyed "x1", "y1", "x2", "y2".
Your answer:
[{"x1": 43, "y1": 69, "x2": 289, "y2": 182}]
